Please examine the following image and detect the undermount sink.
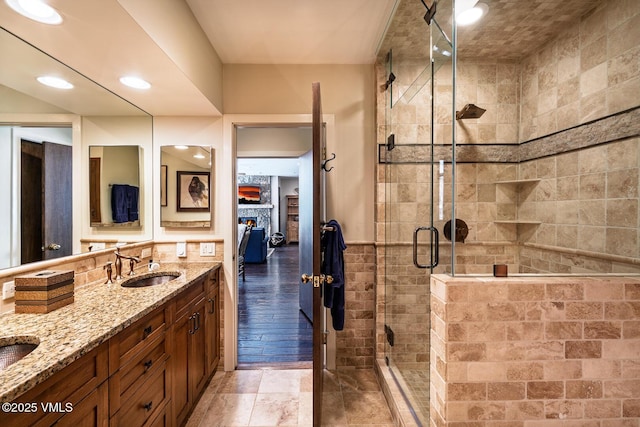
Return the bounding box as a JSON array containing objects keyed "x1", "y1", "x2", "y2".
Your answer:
[
  {"x1": 0, "y1": 336, "x2": 40, "y2": 370},
  {"x1": 120, "y1": 272, "x2": 181, "y2": 288}
]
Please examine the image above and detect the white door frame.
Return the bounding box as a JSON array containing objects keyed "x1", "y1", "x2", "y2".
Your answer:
[{"x1": 221, "y1": 114, "x2": 335, "y2": 371}]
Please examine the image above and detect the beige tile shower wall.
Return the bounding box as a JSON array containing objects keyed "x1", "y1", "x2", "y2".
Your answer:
[
  {"x1": 447, "y1": 61, "x2": 521, "y2": 145},
  {"x1": 337, "y1": 243, "x2": 376, "y2": 368},
  {"x1": 520, "y1": 0, "x2": 640, "y2": 142},
  {"x1": 516, "y1": 137, "x2": 639, "y2": 273},
  {"x1": 430, "y1": 274, "x2": 640, "y2": 426}
]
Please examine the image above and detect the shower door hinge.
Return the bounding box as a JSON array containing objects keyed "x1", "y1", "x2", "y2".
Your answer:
[
  {"x1": 387, "y1": 134, "x2": 395, "y2": 151},
  {"x1": 385, "y1": 324, "x2": 395, "y2": 347},
  {"x1": 323, "y1": 331, "x2": 328, "y2": 345},
  {"x1": 423, "y1": 1, "x2": 437, "y2": 25},
  {"x1": 384, "y1": 72, "x2": 396, "y2": 91}
]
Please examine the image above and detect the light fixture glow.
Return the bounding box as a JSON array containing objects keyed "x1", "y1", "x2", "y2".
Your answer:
[
  {"x1": 456, "y1": 3, "x2": 488, "y2": 26},
  {"x1": 37, "y1": 76, "x2": 73, "y2": 89},
  {"x1": 6, "y1": 0, "x2": 62, "y2": 24},
  {"x1": 193, "y1": 154, "x2": 205, "y2": 159},
  {"x1": 119, "y1": 76, "x2": 151, "y2": 90},
  {"x1": 174, "y1": 145, "x2": 189, "y2": 150}
]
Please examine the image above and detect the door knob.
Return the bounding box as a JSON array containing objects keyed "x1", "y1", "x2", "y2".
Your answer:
[
  {"x1": 300, "y1": 274, "x2": 334, "y2": 287},
  {"x1": 46, "y1": 243, "x2": 61, "y2": 250}
]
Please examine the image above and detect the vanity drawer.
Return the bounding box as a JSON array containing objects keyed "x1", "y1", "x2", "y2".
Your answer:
[
  {"x1": 111, "y1": 359, "x2": 170, "y2": 427},
  {"x1": 109, "y1": 331, "x2": 169, "y2": 416},
  {"x1": 109, "y1": 305, "x2": 167, "y2": 374},
  {"x1": 175, "y1": 276, "x2": 206, "y2": 318}
]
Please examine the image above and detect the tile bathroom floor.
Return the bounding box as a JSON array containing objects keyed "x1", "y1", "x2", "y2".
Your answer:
[{"x1": 186, "y1": 368, "x2": 395, "y2": 426}]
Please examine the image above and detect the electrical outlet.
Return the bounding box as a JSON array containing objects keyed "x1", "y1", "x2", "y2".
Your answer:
[
  {"x1": 140, "y1": 248, "x2": 152, "y2": 258},
  {"x1": 200, "y1": 242, "x2": 215, "y2": 256},
  {"x1": 2, "y1": 281, "x2": 15, "y2": 300},
  {"x1": 176, "y1": 242, "x2": 187, "y2": 258}
]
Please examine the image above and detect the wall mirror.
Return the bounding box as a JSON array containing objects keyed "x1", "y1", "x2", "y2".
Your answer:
[
  {"x1": 89, "y1": 145, "x2": 142, "y2": 227},
  {"x1": 160, "y1": 145, "x2": 213, "y2": 228},
  {"x1": 0, "y1": 25, "x2": 152, "y2": 270}
]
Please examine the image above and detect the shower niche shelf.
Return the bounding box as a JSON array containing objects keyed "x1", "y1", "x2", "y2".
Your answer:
[
  {"x1": 494, "y1": 178, "x2": 540, "y2": 185},
  {"x1": 494, "y1": 178, "x2": 542, "y2": 226}
]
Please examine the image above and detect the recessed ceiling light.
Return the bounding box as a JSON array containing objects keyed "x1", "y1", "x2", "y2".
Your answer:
[
  {"x1": 37, "y1": 76, "x2": 73, "y2": 89},
  {"x1": 6, "y1": 0, "x2": 62, "y2": 24},
  {"x1": 194, "y1": 154, "x2": 205, "y2": 159},
  {"x1": 175, "y1": 145, "x2": 189, "y2": 150},
  {"x1": 457, "y1": 2, "x2": 488, "y2": 26},
  {"x1": 119, "y1": 76, "x2": 151, "y2": 90}
]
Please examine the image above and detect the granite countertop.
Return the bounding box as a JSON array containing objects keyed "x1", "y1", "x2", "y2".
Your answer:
[{"x1": 0, "y1": 262, "x2": 221, "y2": 402}]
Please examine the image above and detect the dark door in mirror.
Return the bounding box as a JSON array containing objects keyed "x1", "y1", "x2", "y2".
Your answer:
[{"x1": 20, "y1": 140, "x2": 72, "y2": 263}]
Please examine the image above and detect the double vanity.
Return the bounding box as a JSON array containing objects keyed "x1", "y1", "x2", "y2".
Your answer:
[{"x1": 0, "y1": 261, "x2": 221, "y2": 427}]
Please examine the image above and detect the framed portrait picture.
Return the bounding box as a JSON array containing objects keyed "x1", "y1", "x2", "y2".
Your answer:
[
  {"x1": 160, "y1": 165, "x2": 168, "y2": 207},
  {"x1": 177, "y1": 171, "x2": 210, "y2": 212}
]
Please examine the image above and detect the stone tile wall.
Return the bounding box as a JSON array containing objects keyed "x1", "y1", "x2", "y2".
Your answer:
[
  {"x1": 430, "y1": 274, "x2": 640, "y2": 426},
  {"x1": 337, "y1": 243, "x2": 377, "y2": 368},
  {"x1": 520, "y1": 0, "x2": 640, "y2": 141}
]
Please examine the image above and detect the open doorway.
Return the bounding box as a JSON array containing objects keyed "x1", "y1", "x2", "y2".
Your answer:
[{"x1": 236, "y1": 126, "x2": 313, "y2": 367}]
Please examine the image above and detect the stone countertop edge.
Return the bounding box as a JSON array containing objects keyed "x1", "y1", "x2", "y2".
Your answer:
[{"x1": 0, "y1": 261, "x2": 221, "y2": 402}]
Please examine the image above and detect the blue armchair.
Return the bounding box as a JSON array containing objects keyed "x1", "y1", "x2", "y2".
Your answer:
[{"x1": 245, "y1": 227, "x2": 268, "y2": 263}]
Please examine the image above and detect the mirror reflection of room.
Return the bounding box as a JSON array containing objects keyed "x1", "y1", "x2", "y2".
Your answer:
[
  {"x1": 160, "y1": 145, "x2": 212, "y2": 228},
  {"x1": 89, "y1": 145, "x2": 141, "y2": 227},
  {"x1": 0, "y1": 126, "x2": 72, "y2": 269}
]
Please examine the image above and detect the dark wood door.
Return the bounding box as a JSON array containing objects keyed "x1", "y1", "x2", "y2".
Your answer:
[
  {"x1": 42, "y1": 141, "x2": 72, "y2": 260},
  {"x1": 311, "y1": 82, "x2": 324, "y2": 427},
  {"x1": 89, "y1": 157, "x2": 102, "y2": 224},
  {"x1": 20, "y1": 140, "x2": 43, "y2": 263}
]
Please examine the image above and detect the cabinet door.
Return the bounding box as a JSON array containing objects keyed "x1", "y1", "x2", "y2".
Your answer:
[
  {"x1": 173, "y1": 309, "x2": 192, "y2": 426},
  {"x1": 190, "y1": 297, "x2": 208, "y2": 400},
  {"x1": 205, "y1": 288, "x2": 220, "y2": 375}
]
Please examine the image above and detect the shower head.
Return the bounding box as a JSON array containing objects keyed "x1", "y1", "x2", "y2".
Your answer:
[{"x1": 456, "y1": 103, "x2": 486, "y2": 120}]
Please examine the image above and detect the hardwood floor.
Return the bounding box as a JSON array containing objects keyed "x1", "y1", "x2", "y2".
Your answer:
[{"x1": 238, "y1": 244, "x2": 313, "y2": 366}]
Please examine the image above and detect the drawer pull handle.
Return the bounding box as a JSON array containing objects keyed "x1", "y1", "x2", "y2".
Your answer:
[
  {"x1": 143, "y1": 326, "x2": 153, "y2": 338},
  {"x1": 188, "y1": 314, "x2": 196, "y2": 334},
  {"x1": 143, "y1": 359, "x2": 153, "y2": 372},
  {"x1": 208, "y1": 298, "x2": 215, "y2": 314},
  {"x1": 195, "y1": 312, "x2": 201, "y2": 331},
  {"x1": 143, "y1": 401, "x2": 153, "y2": 411}
]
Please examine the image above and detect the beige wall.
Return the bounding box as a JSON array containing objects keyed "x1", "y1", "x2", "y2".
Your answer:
[{"x1": 223, "y1": 64, "x2": 376, "y2": 243}]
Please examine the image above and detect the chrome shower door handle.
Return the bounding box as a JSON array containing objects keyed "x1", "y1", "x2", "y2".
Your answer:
[{"x1": 413, "y1": 226, "x2": 439, "y2": 269}]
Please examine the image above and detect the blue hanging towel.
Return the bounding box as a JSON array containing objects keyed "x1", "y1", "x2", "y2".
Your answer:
[
  {"x1": 127, "y1": 185, "x2": 139, "y2": 222},
  {"x1": 321, "y1": 219, "x2": 347, "y2": 331},
  {"x1": 111, "y1": 184, "x2": 130, "y2": 223}
]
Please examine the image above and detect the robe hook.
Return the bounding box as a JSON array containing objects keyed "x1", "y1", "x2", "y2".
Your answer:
[{"x1": 322, "y1": 153, "x2": 336, "y2": 172}]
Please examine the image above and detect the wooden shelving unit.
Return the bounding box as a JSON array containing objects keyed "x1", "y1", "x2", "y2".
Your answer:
[{"x1": 286, "y1": 195, "x2": 299, "y2": 243}]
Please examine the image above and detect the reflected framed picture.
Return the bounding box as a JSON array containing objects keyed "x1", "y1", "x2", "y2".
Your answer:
[
  {"x1": 160, "y1": 165, "x2": 168, "y2": 207},
  {"x1": 177, "y1": 171, "x2": 210, "y2": 212}
]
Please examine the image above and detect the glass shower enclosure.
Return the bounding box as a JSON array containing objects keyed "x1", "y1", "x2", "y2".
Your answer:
[{"x1": 380, "y1": 0, "x2": 455, "y2": 424}]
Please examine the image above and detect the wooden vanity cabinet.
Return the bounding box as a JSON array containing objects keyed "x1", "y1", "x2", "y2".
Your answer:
[
  {"x1": 173, "y1": 276, "x2": 209, "y2": 427},
  {"x1": 6, "y1": 266, "x2": 221, "y2": 427},
  {"x1": 4, "y1": 342, "x2": 109, "y2": 427}
]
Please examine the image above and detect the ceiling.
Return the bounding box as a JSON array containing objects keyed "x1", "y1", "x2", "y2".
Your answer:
[
  {"x1": 0, "y1": 0, "x2": 602, "y2": 116},
  {"x1": 186, "y1": 0, "x2": 398, "y2": 64},
  {"x1": 379, "y1": 0, "x2": 601, "y2": 61}
]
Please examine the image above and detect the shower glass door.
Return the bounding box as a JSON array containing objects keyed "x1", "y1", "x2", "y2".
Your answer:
[{"x1": 382, "y1": 0, "x2": 454, "y2": 424}]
